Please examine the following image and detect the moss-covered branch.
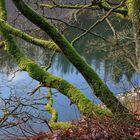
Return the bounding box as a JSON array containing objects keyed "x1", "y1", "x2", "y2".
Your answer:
[
  {"x1": 45, "y1": 88, "x2": 58, "y2": 123},
  {"x1": 0, "y1": 41, "x2": 4, "y2": 49},
  {"x1": 12, "y1": 0, "x2": 129, "y2": 115},
  {"x1": 125, "y1": 0, "x2": 133, "y2": 17},
  {"x1": 45, "y1": 88, "x2": 72, "y2": 129},
  {"x1": 40, "y1": 3, "x2": 98, "y2": 10},
  {"x1": 0, "y1": 0, "x2": 6, "y2": 20},
  {"x1": 39, "y1": 2, "x2": 128, "y2": 16},
  {"x1": 132, "y1": 0, "x2": 140, "y2": 69},
  {"x1": 0, "y1": 19, "x2": 60, "y2": 52},
  {"x1": 99, "y1": 0, "x2": 128, "y2": 16},
  {"x1": 125, "y1": 0, "x2": 140, "y2": 70}
]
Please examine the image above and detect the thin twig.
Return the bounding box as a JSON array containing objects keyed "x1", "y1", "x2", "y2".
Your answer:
[{"x1": 71, "y1": 0, "x2": 126, "y2": 46}]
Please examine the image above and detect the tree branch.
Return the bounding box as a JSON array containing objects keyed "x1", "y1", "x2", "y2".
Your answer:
[
  {"x1": 39, "y1": 1, "x2": 128, "y2": 16},
  {"x1": 0, "y1": 19, "x2": 60, "y2": 52},
  {"x1": 71, "y1": 0, "x2": 127, "y2": 45}
]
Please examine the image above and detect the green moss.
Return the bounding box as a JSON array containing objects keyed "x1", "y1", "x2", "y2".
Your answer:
[
  {"x1": 0, "y1": 0, "x2": 7, "y2": 20},
  {"x1": 45, "y1": 88, "x2": 58, "y2": 123},
  {"x1": 44, "y1": 88, "x2": 74, "y2": 129},
  {"x1": 49, "y1": 122, "x2": 73, "y2": 129},
  {"x1": 39, "y1": 2, "x2": 128, "y2": 16},
  {"x1": 0, "y1": 18, "x2": 60, "y2": 52},
  {"x1": 126, "y1": 0, "x2": 133, "y2": 18}
]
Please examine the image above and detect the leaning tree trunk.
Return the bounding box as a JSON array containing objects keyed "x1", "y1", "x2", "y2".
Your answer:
[{"x1": 132, "y1": 0, "x2": 140, "y2": 71}]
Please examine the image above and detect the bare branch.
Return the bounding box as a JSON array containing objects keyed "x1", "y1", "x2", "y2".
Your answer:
[{"x1": 71, "y1": 0, "x2": 126, "y2": 46}]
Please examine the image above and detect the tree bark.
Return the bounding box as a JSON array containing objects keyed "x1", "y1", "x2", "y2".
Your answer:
[{"x1": 132, "y1": 0, "x2": 140, "y2": 71}]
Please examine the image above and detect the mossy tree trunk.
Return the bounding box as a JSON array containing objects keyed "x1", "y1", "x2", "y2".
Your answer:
[
  {"x1": 132, "y1": 0, "x2": 140, "y2": 70},
  {"x1": 12, "y1": 0, "x2": 129, "y2": 115}
]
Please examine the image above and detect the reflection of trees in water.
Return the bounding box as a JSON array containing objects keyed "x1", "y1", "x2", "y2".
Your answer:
[
  {"x1": 0, "y1": 11, "x2": 138, "y2": 83},
  {"x1": 52, "y1": 39, "x2": 135, "y2": 84},
  {"x1": 0, "y1": 49, "x2": 17, "y2": 75},
  {"x1": 52, "y1": 14, "x2": 137, "y2": 83},
  {"x1": 0, "y1": 38, "x2": 52, "y2": 75}
]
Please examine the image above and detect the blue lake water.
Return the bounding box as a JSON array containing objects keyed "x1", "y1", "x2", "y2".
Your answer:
[{"x1": 0, "y1": 54, "x2": 140, "y2": 122}]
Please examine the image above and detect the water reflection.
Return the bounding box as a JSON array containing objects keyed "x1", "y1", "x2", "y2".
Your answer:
[{"x1": 0, "y1": 13, "x2": 139, "y2": 94}]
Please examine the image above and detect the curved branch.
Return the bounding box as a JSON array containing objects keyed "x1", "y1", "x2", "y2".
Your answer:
[
  {"x1": 0, "y1": 19, "x2": 60, "y2": 52},
  {"x1": 45, "y1": 88, "x2": 58, "y2": 123},
  {"x1": 39, "y1": 4, "x2": 98, "y2": 9},
  {"x1": 45, "y1": 88, "x2": 73, "y2": 129},
  {"x1": 39, "y1": 2, "x2": 128, "y2": 16},
  {"x1": 47, "y1": 17, "x2": 113, "y2": 44},
  {"x1": 0, "y1": 41, "x2": 4, "y2": 49},
  {"x1": 71, "y1": 0, "x2": 127, "y2": 45}
]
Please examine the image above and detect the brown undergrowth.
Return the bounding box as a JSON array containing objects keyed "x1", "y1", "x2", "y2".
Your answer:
[
  {"x1": 14, "y1": 114, "x2": 140, "y2": 140},
  {"x1": 6, "y1": 88, "x2": 140, "y2": 140}
]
